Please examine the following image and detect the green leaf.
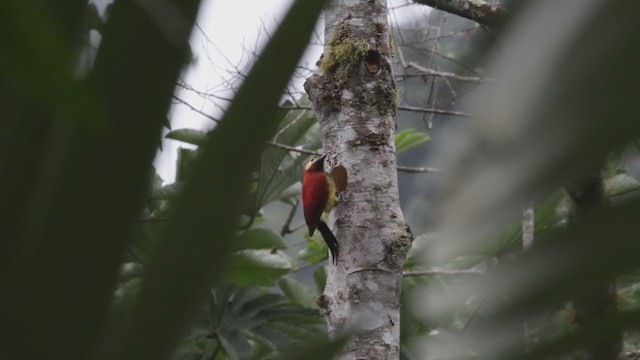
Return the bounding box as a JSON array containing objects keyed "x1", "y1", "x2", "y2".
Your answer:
[
  {"x1": 298, "y1": 237, "x2": 328, "y2": 264},
  {"x1": 217, "y1": 331, "x2": 253, "y2": 360},
  {"x1": 221, "y1": 250, "x2": 294, "y2": 287},
  {"x1": 278, "y1": 278, "x2": 318, "y2": 308},
  {"x1": 234, "y1": 228, "x2": 286, "y2": 252},
  {"x1": 254, "y1": 96, "x2": 318, "y2": 210},
  {"x1": 404, "y1": 233, "x2": 436, "y2": 270},
  {"x1": 165, "y1": 128, "x2": 207, "y2": 146},
  {"x1": 606, "y1": 173, "x2": 640, "y2": 198},
  {"x1": 262, "y1": 321, "x2": 324, "y2": 343},
  {"x1": 487, "y1": 190, "x2": 565, "y2": 257},
  {"x1": 176, "y1": 148, "x2": 198, "y2": 182},
  {"x1": 248, "y1": 343, "x2": 279, "y2": 360},
  {"x1": 395, "y1": 128, "x2": 430, "y2": 154},
  {"x1": 206, "y1": 286, "x2": 323, "y2": 359},
  {"x1": 281, "y1": 334, "x2": 350, "y2": 360},
  {"x1": 150, "y1": 182, "x2": 184, "y2": 200},
  {"x1": 313, "y1": 266, "x2": 327, "y2": 294}
]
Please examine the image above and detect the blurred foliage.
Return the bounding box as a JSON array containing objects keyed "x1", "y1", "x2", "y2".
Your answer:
[
  {"x1": 401, "y1": 0, "x2": 640, "y2": 359},
  {"x1": 395, "y1": 128, "x2": 431, "y2": 154}
]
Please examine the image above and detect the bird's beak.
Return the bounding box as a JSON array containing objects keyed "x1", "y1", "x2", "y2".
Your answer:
[{"x1": 319, "y1": 154, "x2": 327, "y2": 162}]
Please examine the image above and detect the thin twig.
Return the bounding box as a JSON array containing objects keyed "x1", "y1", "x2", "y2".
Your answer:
[
  {"x1": 397, "y1": 165, "x2": 444, "y2": 174},
  {"x1": 171, "y1": 95, "x2": 220, "y2": 122},
  {"x1": 406, "y1": 61, "x2": 492, "y2": 82},
  {"x1": 279, "y1": 104, "x2": 474, "y2": 118},
  {"x1": 265, "y1": 142, "x2": 445, "y2": 174},
  {"x1": 403, "y1": 269, "x2": 484, "y2": 277},
  {"x1": 292, "y1": 261, "x2": 322, "y2": 274},
  {"x1": 280, "y1": 200, "x2": 300, "y2": 237},
  {"x1": 398, "y1": 105, "x2": 474, "y2": 118},
  {"x1": 289, "y1": 222, "x2": 306, "y2": 233},
  {"x1": 265, "y1": 141, "x2": 319, "y2": 156}
]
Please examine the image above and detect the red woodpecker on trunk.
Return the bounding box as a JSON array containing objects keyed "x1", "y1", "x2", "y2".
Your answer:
[{"x1": 302, "y1": 154, "x2": 347, "y2": 264}]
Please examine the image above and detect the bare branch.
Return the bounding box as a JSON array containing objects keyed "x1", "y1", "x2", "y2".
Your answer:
[
  {"x1": 397, "y1": 165, "x2": 444, "y2": 174},
  {"x1": 405, "y1": 61, "x2": 493, "y2": 82},
  {"x1": 399, "y1": 105, "x2": 474, "y2": 118},
  {"x1": 265, "y1": 141, "x2": 319, "y2": 156},
  {"x1": 279, "y1": 103, "x2": 473, "y2": 118},
  {"x1": 403, "y1": 269, "x2": 484, "y2": 277},
  {"x1": 171, "y1": 95, "x2": 220, "y2": 122},
  {"x1": 412, "y1": 0, "x2": 508, "y2": 29},
  {"x1": 265, "y1": 142, "x2": 444, "y2": 174},
  {"x1": 280, "y1": 200, "x2": 300, "y2": 237}
]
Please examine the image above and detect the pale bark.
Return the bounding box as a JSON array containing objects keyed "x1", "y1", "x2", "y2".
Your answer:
[{"x1": 304, "y1": 0, "x2": 412, "y2": 359}]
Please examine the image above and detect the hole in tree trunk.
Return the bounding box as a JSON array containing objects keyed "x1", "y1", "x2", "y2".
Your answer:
[{"x1": 364, "y1": 50, "x2": 380, "y2": 73}]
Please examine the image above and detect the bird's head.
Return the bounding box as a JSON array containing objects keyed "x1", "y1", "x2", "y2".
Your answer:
[{"x1": 304, "y1": 154, "x2": 326, "y2": 172}]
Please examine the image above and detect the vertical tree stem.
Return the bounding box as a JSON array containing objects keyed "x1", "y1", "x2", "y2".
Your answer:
[{"x1": 305, "y1": 1, "x2": 412, "y2": 358}]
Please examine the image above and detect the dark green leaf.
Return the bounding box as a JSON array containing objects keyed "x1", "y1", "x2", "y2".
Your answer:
[
  {"x1": 606, "y1": 173, "x2": 640, "y2": 198},
  {"x1": 234, "y1": 228, "x2": 286, "y2": 252},
  {"x1": 282, "y1": 334, "x2": 350, "y2": 360},
  {"x1": 254, "y1": 97, "x2": 318, "y2": 210},
  {"x1": 166, "y1": 128, "x2": 207, "y2": 146},
  {"x1": 278, "y1": 278, "x2": 318, "y2": 308},
  {"x1": 298, "y1": 237, "x2": 328, "y2": 264},
  {"x1": 313, "y1": 266, "x2": 327, "y2": 295},
  {"x1": 221, "y1": 250, "x2": 294, "y2": 287},
  {"x1": 150, "y1": 182, "x2": 185, "y2": 200}
]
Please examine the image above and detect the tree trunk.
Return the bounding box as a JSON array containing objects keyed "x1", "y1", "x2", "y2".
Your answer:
[{"x1": 304, "y1": 1, "x2": 412, "y2": 358}]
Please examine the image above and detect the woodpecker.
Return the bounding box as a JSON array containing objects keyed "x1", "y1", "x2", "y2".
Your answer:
[{"x1": 302, "y1": 154, "x2": 346, "y2": 264}]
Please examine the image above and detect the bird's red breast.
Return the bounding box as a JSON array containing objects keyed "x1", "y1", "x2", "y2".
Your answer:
[{"x1": 302, "y1": 170, "x2": 329, "y2": 235}]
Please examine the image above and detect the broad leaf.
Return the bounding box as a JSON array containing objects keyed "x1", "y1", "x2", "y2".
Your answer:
[
  {"x1": 254, "y1": 96, "x2": 319, "y2": 211},
  {"x1": 395, "y1": 128, "x2": 430, "y2": 154},
  {"x1": 221, "y1": 250, "x2": 294, "y2": 287},
  {"x1": 234, "y1": 228, "x2": 286, "y2": 252},
  {"x1": 606, "y1": 173, "x2": 640, "y2": 198},
  {"x1": 278, "y1": 278, "x2": 318, "y2": 308},
  {"x1": 298, "y1": 237, "x2": 328, "y2": 264},
  {"x1": 165, "y1": 128, "x2": 207, "y2": 146},
  {"x1": 313, "y1": 266, "x2": 327, "y2": 294},
  {"x1": 197, "y1": 286, "x2": 324, "y2": 360}
]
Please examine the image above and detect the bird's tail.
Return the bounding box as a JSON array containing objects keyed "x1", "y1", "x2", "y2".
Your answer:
[{"x1": 317, "y1": 221, "x2": 339, "y2": 264}]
